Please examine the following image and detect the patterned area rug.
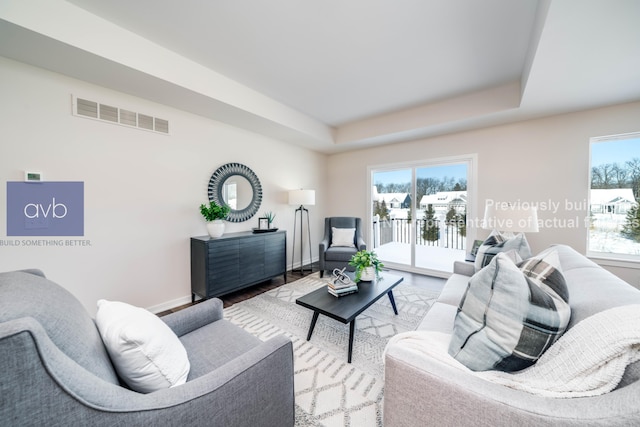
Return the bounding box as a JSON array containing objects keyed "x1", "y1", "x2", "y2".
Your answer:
[{"x1": 223, "y1": 272, "x2": 440, "y2": 427}]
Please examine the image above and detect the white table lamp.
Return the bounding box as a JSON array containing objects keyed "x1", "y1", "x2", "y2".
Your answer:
[{"x1": 482, "y1": 202, "x2": 539, "y2": 237}]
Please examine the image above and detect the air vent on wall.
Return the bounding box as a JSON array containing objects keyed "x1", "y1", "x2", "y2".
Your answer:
[{"x1": 72, "y1": 95, "x2": 169, "y2": 134}]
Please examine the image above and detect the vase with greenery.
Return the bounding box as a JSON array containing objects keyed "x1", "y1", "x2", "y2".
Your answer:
[
  {"x1": 263, "y1": 211, "x2": 276, "y2": 228},
  {"x1": 199, "y1": 201, "x2": 231, "y2": 238},
  {"x1": 348, "y1": 249, "x2": 384, "y2": 282}
]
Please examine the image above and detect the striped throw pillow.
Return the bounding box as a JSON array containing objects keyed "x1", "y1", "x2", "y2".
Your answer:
[
  {"x1": 474, "y1": 231, "x2": 532, "y2": 272},
  {"x1": 449, "y1": 248, "x2": 570, "y2": 372}
]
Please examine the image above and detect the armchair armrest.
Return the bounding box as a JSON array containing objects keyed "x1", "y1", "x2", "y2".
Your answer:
[
  {"x1": 453, "y1": 260, "x2": 475, "y2": 276},
  {"x1": 161, "y1": 298, "x2": 223, "y2": 337},
  {"x1": 319, "y1": 238, "x2": 329, "y2": 272},
  {"x1": 356, "y1": 235, "x2": 366, "y2": 251},
  {"x1": 1, "y1": 317, "x2": 294, "y2": 426}
]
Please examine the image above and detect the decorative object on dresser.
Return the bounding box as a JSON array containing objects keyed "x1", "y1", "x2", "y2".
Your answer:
[
  {"x1": 207, "y1": 162, "x2": 262, "y2": 223},
  {"x1": 258, "y1": 217, "x2": 269, "y2": 230},
  {"x1": 199, "y1": 200, "x2": 230, "y2": 238},
  {"x1": 349, "y1": 249, "x2": 384, "y2": 282},
  {"x1": 263, "y1": 210, "x2": 276, "y2": 228},
  {"x1": 252, "y1": 211, "x2": 278, "y2": 233},
  {"x1": 288, "y1": 189, "x2": 315, "y2": 275},
  {"x1": 190, "y1": 230, "x2": 286, "y2": 302}
]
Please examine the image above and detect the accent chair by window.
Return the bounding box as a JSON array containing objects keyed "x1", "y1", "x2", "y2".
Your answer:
[{"x1": 319, "y1": 217, "x2": 366, "y2": 278}]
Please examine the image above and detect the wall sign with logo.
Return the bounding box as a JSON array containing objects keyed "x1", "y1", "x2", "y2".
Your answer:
[{"x1": 6, "y1": 182, "x2": 84, "y2": 236}]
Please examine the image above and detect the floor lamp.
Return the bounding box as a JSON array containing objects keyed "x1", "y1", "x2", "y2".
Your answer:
[{"x1": 289, "y1": 189, "x2": 315, "y2": 275}]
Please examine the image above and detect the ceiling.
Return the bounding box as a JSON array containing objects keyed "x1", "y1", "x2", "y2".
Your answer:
[{"x1": 1, "y1": 0, "x2": 640, "y2": 153}]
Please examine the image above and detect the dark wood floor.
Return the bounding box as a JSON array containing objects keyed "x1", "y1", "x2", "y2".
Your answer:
[
  {"x1": 157, "y1": 263, "x2": 445, "y2": 316},
  {"x1": 157, "y1": 265, "x2": 315, "y2": 316}
]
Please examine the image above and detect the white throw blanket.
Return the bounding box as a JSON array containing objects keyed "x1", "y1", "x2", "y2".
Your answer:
[{"x1": 385, "y1": 304, "x2": 640, "y2": 398}]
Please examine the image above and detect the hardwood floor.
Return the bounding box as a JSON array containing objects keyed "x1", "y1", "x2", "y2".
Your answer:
[{"x1": 157, "y1": 263, "x2": 445, "y2": 316}]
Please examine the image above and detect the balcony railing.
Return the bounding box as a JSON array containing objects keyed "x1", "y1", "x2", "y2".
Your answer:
[{"x1": 372, "y1": 218, "x2": 466, "y2": 250}]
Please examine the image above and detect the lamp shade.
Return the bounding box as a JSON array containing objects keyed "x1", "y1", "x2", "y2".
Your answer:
[
  {"x1": 482, "y1": 202, "x2": 539, "y2": 233},
  {"x1": 289, "y1": 189, "x2": 315, "y2": 206}
]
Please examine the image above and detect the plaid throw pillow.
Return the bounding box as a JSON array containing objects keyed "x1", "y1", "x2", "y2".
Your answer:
[
  {"x1": 449, "y1": 248, "x2": 570, "y2": 372},
  {"x1": 474, "y1": 230, "x2": 532, "y2": 272}
]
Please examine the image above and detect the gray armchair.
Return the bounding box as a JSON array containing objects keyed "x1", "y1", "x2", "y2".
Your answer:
[
  {"x1": 319, "y1": 216, "x2": 366, "y2": 278},
  {"x1": 0, "y1": 269, "x2": 294, "y2": 427}
]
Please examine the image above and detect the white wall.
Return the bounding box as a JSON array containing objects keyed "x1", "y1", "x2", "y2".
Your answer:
[
  {"x1": 0, "y1": 57, "x2": 327, "y2": 314},
  {"x1": 3, "y1": 56, "x2": 640, "y2": 314},
  {"x1": 327, "y1": 101, "x2": 640, "y2": 287}
]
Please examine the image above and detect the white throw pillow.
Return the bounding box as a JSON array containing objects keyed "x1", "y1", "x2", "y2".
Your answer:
[
  {"x1": 95, "y1": 299, "x2": 190, "y2": 393},
  {"x1": 331, "y1": 227, "x2": 356, "y2": 247}
]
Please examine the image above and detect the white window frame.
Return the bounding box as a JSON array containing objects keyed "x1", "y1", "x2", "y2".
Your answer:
[
  {"x1": 587, "y1": 131, "x2": 640, "y2": 266},
  {"x1": 367, "y1": 153, "x2": 478, "y2": 275}
]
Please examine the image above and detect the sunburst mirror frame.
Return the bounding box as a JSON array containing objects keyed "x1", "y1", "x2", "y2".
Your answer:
[{"x1": 207, "y1": 162, "x2": 262, "y2": 223}]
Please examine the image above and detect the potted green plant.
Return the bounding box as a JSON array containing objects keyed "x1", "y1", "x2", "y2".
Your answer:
[
  {"x1": 263, "y1": 211, "x2": 276, "y2": 228},
  {"x1": 199, "y1": 201, "x2": 231, "y2": 238},
  {"x1": 348, "y1": 249, "x2": 384, "y2": 282}
]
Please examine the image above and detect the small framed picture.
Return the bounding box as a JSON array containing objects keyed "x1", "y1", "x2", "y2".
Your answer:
[
  {"x1": 258, "y1": 217, "x2": 269, "y2": 230},
  {"x1": 470, "y1": 239, "x2": 484, "y2": 256}
]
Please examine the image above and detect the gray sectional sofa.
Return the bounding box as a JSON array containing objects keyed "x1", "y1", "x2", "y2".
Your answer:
[
  {"x1": 384, "y1": 244, "x2": 640, "y2": 426},
  {"x1": 0, "y1": 269, "x2": 294, "y2": 426}
]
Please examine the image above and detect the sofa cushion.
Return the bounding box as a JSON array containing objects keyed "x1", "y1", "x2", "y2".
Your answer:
[
  {"x1": 180, "y1": 318, "x2": 262, "y2": 380},
  {"x1": 416, "y1": 302, "x2": 459, "y2": 334},
  {"x1": 474, "y1": 231, "x2": 531, "y2": 272},
  {"x1": 436, "y1": 273, "x2": 471, "y2": 307},
  {"x1": 449, "y1": 249, "x2": 570, "y2": 372},
  {"x1": 331, "y1": 227, "x2": 356, "y2": 247},
  {"x1": 0, "y1": 270, "x2": 119, "y2": 385},
  {"x1": 324, "y1": 246, "x2": 358, "y2": 261},
  {"x1": 96, "y1": 299, "x2": 190, "y2": 393}
]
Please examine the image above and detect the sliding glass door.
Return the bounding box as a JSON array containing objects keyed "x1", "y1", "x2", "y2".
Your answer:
[
  {"x1": 370, "y1": 156, "x2": 474, "y2": 276},
  {"x1": 371, "y1": 168, "x2": 413, "y2": 268}
]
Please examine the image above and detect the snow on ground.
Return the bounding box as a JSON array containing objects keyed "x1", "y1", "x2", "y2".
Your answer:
[
  {"x1": 373, "y1": 242, "x2": 465, "y2": 274},
  {"x1": 589, "y1": 213, "x2": 640, "y2": 255},
  {"x1": 374, "y1": 213, "x2": 640, "y2": 274}
]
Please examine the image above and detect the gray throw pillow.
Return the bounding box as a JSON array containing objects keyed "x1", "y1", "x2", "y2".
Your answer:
[
  {"x1": 449, "y1": 248, "x2": 570, "y2": 372},
  {"x1": 474, "y1": 230, "x2": 532, "y2": 272}
]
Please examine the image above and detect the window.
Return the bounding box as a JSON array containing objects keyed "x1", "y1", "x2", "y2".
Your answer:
[
  {"x1": 369, "y1": 154, "x2": 477, "y2": 275},
  {"x1": 588, "y1": 132, "x2": 640, "y2": 259}
]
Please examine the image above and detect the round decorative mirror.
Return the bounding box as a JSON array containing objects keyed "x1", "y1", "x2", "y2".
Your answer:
[{"x1": 207, "y1": 163, "x2": 262, "y2": 222}]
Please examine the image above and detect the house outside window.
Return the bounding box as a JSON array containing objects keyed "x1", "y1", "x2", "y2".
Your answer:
[{"x1": 588, "y1": 132, "x2": 640, "y2": 259}]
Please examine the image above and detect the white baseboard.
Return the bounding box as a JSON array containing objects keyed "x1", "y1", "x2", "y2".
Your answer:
[{"x1": 146, "y1": 295, "x2": 194, "y2": 314}]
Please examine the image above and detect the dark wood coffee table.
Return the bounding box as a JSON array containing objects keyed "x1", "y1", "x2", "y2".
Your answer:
[{"x1": 295, "y1": 272, "x2": 404, "y2": 363}]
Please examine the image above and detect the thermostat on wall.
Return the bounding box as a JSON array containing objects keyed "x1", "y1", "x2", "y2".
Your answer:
[{"x1": 24, "y1": 171, "x2": 43, "y2": 182}]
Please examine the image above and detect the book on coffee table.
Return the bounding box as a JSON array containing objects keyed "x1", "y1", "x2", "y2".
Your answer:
[
  {"x1": 327, "y1": 267, "x2": 359, "y2": 297},
  {"x1": 327, "y1": 278, "x2": 358, "y2": 297},
  {"x1": 328, "y1": 284, "x2": 358, "y2": 297}
]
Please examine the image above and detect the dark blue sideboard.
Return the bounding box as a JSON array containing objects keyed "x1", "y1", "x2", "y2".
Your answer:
[{"x1": 190, "y1": 230, "x2": 287, "y2": 301}]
